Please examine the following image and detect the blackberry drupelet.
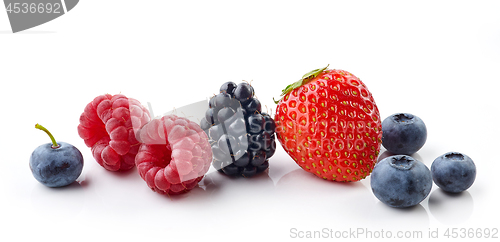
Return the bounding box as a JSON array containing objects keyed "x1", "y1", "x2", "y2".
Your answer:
[{"x1": 201, "y1": 82, "x2": 276, "y2": 177}]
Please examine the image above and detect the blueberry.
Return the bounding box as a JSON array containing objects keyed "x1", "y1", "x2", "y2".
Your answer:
[
  {"x1": 431, "y1": 152, "x2": 476, "y2": 193},
  {"x1": 382, "y1": 113, "x2": 427, "y2": 155},
  {"x1": 30, "y1": 124, "x2": 83, "y2": 188},
  {"x1": 371, "y1": 155, "x2": 432, "y2": 208},
  {"x1": 220, "y1": 82, "x2": 237, "y2": 96},
  {"x1": 234, "y1": 83, "x2": 254, "y2": 103}
]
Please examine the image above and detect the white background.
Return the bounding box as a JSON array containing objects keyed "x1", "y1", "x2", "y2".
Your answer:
[{"x1": 1, "y1": 1, "x2": 499, "y2": 241}]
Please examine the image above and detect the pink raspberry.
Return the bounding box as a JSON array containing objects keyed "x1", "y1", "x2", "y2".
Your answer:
[
  {"x1": 77, "y1": 94, "x2": 151, "y2": 171},
  {"x1": 135, "y1": 115, "x2": 212, "y2": 195}
]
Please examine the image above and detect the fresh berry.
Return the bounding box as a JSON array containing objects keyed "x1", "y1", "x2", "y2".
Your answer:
[
  {"x1": 77, "y1": 94, "x2": 151, "y2": 171},
  {"x1": 274, "y1": 65, "x2": 382, "y2": 182},
  {"x1": 370, "y1": 155, "x2": 432, "y2": 208},
  {"x1": 431, "y1": 152, "x2": 476, "y2": 193},
  {"x1": 30, "y1": 124, "x2": 84, "y2": 187},
  {"x1": 201, "y1": 82, "x2": 276, "y2": 177},
  {"x1": 134, "y1": 115, "x2": 212, "y2": 195},
  {"x1": 381, "y1": 113, "x2": 427, "y2": 155}
]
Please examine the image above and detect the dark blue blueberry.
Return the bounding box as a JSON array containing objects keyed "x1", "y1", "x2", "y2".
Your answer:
[
  {"x1": 29, "y1": 142, "x2": 84, "y2": 188},
  {"x1": 431, "y1": 152, "x2": 476, "y2": 193},
  {"x1": 382, "y1": 113, "x2": 427, "y2": 155},
  {"x1": 371, "y1": 155, "x2": 432, "y2": 208}
]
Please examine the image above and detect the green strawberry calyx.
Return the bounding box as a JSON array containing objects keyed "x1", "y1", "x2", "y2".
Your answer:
[{"x1": 273, "y1": 64, "x2": 329, "y2": 104}]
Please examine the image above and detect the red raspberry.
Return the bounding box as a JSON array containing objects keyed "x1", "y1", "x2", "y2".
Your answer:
[
  {"x1": 135, "y1": 115, "x2": 213, "y2": 195},
  {"x1": 77, "y1": 94, "x2": 151, "y2": 171}
]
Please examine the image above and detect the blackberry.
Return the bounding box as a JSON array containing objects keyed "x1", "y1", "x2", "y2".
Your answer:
[{"x1": 201, "y1": 82, "x2": 276, "y2": 177}]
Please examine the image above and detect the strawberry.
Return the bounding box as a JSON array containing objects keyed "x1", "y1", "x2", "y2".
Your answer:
[{"x1": 273, "y1": 65, "x2": 382, "y2": 182}]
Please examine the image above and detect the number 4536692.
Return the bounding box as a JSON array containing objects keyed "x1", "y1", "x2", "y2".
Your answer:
[
  {"x1": 5, "y1": 3, "x2": 61, "y2": 14},
  {"x1": 444, "y1": 228, "x2": 499, "y2": 239}
]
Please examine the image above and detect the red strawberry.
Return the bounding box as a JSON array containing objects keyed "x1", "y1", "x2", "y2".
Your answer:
[{"x1": 274, "y1": 65, "x2": 382, "y2": 182}]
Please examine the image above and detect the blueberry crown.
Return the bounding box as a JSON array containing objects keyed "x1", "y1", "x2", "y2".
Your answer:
[
  {"x1": 444, "y1": 152, "x2": 465, "y2": 161},
  {"x1": 389, "y1": 155, "x2": 415, "y2": 170},
  {"x1": 392, "y1": 113, "x2": 414, "y2": 124}
]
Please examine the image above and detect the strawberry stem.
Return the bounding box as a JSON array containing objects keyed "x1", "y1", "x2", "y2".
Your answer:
[
  {"x1": 35, "y1": 124, "x2": 60, "y2": 148},
  {"x1": 273, "y1": 64, "x2": 329, "y2": 104}
]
